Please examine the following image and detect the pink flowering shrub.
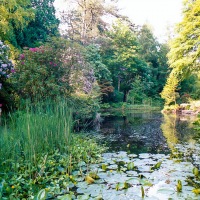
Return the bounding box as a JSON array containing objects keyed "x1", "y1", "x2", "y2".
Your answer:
[{"x1": 13, "y1": 39, "x2": 74, "y2": 101}]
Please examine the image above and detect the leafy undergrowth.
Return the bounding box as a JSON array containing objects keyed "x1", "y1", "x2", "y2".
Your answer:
[
  {"x1": 2, "y1": 142, "x2": 200, "y2": 199},
  {"x1": 0, "y1": 134, "x2": 106, "y2": 199}
]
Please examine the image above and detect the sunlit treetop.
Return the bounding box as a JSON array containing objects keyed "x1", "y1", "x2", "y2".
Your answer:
[
  {"x1": 161, "y1": 0, "x2": 200, "y2": 105},
  {"x1": 168, "y1": 0, "x2": 200, "y2": 75}
]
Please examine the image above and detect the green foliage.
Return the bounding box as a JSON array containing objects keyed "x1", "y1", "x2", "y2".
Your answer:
[
  {"x1": 180, "y1": 74, "x2": 200, "y2": 100},
  {"x1": 12, "y1": 40, "x2": 69, "y2": 101},
  {"x1": 103, "y1": 20, "x2": 148, "y2": 101},
  {"x1": 0, "y1": 40, "x2": 15, "y2": 108},
  {"x1": 85, "y1": 44, "x2": 111, "y2": 81},
  {"x1": 127, "y1": 76, "x2": 147, "y2": 104},
  {"x1": 168, "y1": 0, "x2": 200, "y2": 73},
  {"x1": 15, "y1": 0, "x2": 60, "y2": 48},
  {"x1": 0, "y1": 100, "x2": 72, "y2": 165},
  {"x1": 12, "y1": 38, "x2": 100, "y2": 103},
  {"x1": 0, "y1": 0, "x2": 34, "y2": 47},
  {"x1": 162, "y1": 0, "x2": 200, "y2": 105},
  {"x1": 0, "y1": 101, "x2": 105, "y2": 198},
  {"x1": 161, "y1": 70, "x2": 180, "y2": 105},
  {"x1": 84, "y1": 44, "x2": 113, "y2": 97},
  {"x1": 138, "y1": 25, "x2": 169, "y2": 96}
]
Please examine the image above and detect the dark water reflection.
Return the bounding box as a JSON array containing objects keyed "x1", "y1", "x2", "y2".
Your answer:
[{"x1": 95, "y1": 111, "x2": 197, "y2": 154}]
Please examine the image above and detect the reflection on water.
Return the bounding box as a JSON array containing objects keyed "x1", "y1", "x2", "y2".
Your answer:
[
  {"x1": 97, "y1": 111, "x2": 197, "y2": 154},
  {"x1": 161, "y1": 114, "x2": 179, "y2": 150}
]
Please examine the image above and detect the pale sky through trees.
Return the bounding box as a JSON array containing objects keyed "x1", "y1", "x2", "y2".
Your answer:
[{"x1": 54, "y1": 0, "x2": 183, "y2": 42}]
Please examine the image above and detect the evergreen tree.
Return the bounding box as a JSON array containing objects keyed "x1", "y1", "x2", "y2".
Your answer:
[{"x1": 15, "y1": 0, "x2": 60, "y2": 48}]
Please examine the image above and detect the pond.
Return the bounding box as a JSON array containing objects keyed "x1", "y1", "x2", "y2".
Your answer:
[
  {"x1": 72, "y1": 111, "x2": 200, "y2": 200},
  {"x1": 94, "y1": 111, "x2": 197, "y2": 154}
]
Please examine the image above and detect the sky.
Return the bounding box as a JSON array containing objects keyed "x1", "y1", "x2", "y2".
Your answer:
[{"x1": 54, "y1": 0, "x2": 183, "y2": 42}]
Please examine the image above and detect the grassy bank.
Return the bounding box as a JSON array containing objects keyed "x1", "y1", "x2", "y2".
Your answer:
[
  {"x1": 0, "y1": 101, "x2": 105, "y2": 199},
  {"x1": 101, "y1": 102, "x2": 161, "y2": 111}
]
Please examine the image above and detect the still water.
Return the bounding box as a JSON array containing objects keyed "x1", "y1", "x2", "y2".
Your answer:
[
  {"x1": 78, "y1": 111, "x2": 200, "y2": 199},
  {"x1": 96, "y1": 111, "x2": 197, "y2": 154}
]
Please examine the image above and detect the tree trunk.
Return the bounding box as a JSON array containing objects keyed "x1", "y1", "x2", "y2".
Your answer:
[
  {"x1": 118, "y1": 76, "x2": 120, "y2": 91},
  {"x1": 123, "y1": 90, "x2": 128, "y2": 102}
]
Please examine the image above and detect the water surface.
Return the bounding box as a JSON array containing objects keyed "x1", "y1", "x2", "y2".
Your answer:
[
  {"x1": 96, "y1": 111, "x2": 197, "y2": 154},
  {"x1": 75, "y1": 111, "x2": 200, "y2": 199}
]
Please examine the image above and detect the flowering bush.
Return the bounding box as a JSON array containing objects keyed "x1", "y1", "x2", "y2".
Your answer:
[
  {"x1": 0, "y1": 41, "x2": 14, "y2": 86},
  {"x1": 13, "y1": 39, "x2": 71, "y2": 102}
]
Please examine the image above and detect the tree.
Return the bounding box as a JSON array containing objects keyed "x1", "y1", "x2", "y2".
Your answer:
[
  {"x1": 84, "y1": 44, "x2": 113, "y2": 97},
  {"x1": 0, "y1": 0, "x2": 34, "y2": 47},
  {"x1": 161, "y1": 0, "x2": 200, "y2": 105},
  {"x1": 138, "y1": 24, "x2": 169, "y2": 97},
  {"x1": 160, "y1": 69, "x2": 180, "y2": 105},
  {"x1": 15, "y1": 0, "x2": 60, "y2": 48},
  {"x1": 61, "y1": 0, "x2": 118, "y2": 44},
  {"x1": 103, "y1": 20, "x2": 148, "y2": 102}
]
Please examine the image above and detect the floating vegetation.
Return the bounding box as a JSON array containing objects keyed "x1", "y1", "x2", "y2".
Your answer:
[{"x1": 37, "y1": 150, "x2": 199, "y2": 199}]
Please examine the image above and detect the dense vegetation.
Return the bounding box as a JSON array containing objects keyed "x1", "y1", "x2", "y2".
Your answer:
[
  {"x1": 1, "y1": 0, "x2": 200, "y2": 198},
  {"x1": 0, "y1": 0, "x2": 170, "y2": 112},
  {"x1": 161, "y1": 0, "x2": 200, "y2": 108}
]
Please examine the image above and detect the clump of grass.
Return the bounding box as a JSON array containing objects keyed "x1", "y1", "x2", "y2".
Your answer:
[{"x1": 0, "y1": 100, "x2": 72, "y2": 167}]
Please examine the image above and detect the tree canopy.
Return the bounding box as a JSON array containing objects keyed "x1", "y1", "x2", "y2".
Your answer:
[
  {"x1": 161, "y1": 0, "x2": 200, "y2": 105},
  {"x1": 0, "y1": 0, "x2": 34, "y2": 46}
]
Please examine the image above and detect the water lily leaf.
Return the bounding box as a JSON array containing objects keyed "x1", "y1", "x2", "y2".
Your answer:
[
  {"x1": 126, "y1": 170, "x2": 138, "y2": 176},
  {"x1": 34, "y1": 189, "x2": 47, "y2": 200},
  {"x1": 95, "y1": 194, "x2": 103, "y2": 200},
  {"x1": 85, "y1": 175, "x2": 95, "y2": 184},
  {"x1": 127, "y1": 162, "x2": 134, "y2": 170},
  {"x1": 107, "y1": 164, "x2": 118, "y2": 170},
  {"x1": 77, "y1": 194, "x2": 90, "y2": 200},
  {"x1": 127, "y1": 177, "x2": 140, "y2": 185},
  {"x1": 139, "y1": 153, "x2": 151, "y2": 159},
  {"x1": 78, "y1": 161, "x2": 86, "y2": 167},
  {"x1": 57, "y1": 166, "x2": 65, "y2": 173},
  {"x1": 57, "y1": 194, "x2": 74, "y2": 200},
  {"x1": 157, "y1": 188, "x2": 175, "y2": 195},
  {"x1": 128, "y1": 154, "x2": 137, "y2": 158}
]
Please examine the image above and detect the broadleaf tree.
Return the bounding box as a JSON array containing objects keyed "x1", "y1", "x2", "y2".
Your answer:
[{"x1": 161, "y1": 0, "x2": 200, "y2": 105}]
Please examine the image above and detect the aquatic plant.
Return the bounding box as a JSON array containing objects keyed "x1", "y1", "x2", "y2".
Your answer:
[{"x1": 0, "y1": 100, "x2": 105, "y2": 198}]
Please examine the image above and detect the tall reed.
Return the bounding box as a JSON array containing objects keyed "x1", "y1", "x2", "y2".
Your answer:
[{"x1": 0, "y1": 100, "x2": 72, "y2": 167}]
